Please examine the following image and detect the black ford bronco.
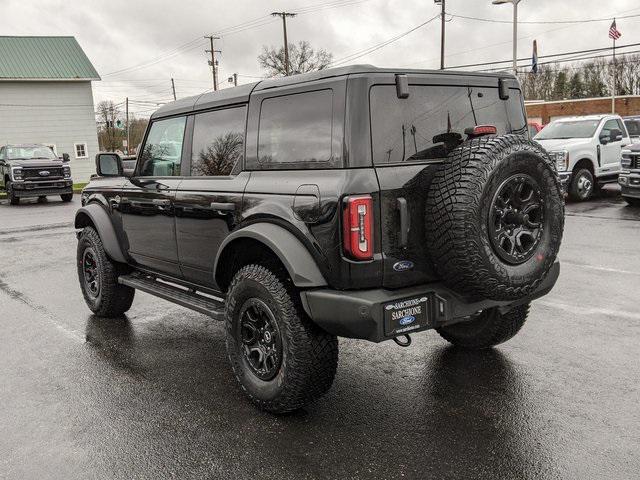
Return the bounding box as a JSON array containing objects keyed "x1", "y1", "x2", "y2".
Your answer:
[
  {"x1": 1, "y1": 144, "x2": 73, "y2": 205},
  {"x1": 75, "y1": 66, "x2": 564, "y2": 413}
]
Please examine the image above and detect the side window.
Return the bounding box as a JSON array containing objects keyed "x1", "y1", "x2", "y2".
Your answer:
[
  {"x1": 616, "y1": 119, "x2": 627, "y2": 136},
  {"x1": 139, "y1": 116, "x2": 187, "y2": 176},
  {"x1": 191, "y1": 106, "x2": 246, "y2": 176},
  {"x1": 0, "y1": 147, "x2": 4, "y2": 160},
  {"x1": 258, "y1": 89, "x2": 333, "y2": 168},
  {"x1": 601, "y1": 119, "x2": 619, "y2": 141}
]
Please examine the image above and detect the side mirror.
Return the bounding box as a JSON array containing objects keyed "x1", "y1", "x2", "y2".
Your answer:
[
  {"x1": 610, "y1": 128, "x2": 623, "y2": 142},
  {"x1": 599, "y1": 134, "x2": 610, "y2": 145},
  {"x1": 62, "y1": 153, "x2": 70, "y2": 162},
  {"x1": 95, "y1": 152, "x2": 123, "y2": 177}
]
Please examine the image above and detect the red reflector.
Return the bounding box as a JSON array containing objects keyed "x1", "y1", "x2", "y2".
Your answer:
[
  {"x1": 465, "y1": 125, "x2": 498, "y2": 136},
  {"x1": 343, "y1": 195, "x2": 373, "y2": 260}
]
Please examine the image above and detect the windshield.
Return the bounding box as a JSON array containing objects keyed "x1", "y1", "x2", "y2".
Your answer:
[
  {"x1": 535, "y1": 120, "x2": 600, "y2": 140},
  {"x1": 6, "y1": 146, "x2": 58, "y2": 161},
  {"x1": 625, "y1": 120, "x2": 640, "y2": 137},
  {"x1": 370, "y1": 85, "x2": 526, "y2": 164}
]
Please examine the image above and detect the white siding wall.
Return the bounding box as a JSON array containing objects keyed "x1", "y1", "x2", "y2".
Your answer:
[{"x1": 0, "y1": 81, "x2": 99, "y2": 182}]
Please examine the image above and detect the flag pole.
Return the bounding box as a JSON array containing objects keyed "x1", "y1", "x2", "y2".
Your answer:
[{"x1": 612, "y1": 23, "x2": 616, "y2": 113}]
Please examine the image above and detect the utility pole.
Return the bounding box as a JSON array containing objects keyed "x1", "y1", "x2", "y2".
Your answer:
[
  {"x1": 125, "y1": 97, "x2": 130, "y2": 155},
  {"x1": 271, "y1": 12, "x2": 296, "y2": 76},
  {"x1": 228, "y1": 73, "x2": 238, "y2": 87},
  {"x1": 204, "y1": 35, "x2": 221, "y2": 90},
  {"x1": 171, "y1": 78, "x2": 177, "y2": 100},
  {"x1": 434, "y1": 0, "x2": 445, "y2": 69}
]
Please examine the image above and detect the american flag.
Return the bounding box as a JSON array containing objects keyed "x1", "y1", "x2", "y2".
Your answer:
[{"x1": 609, "y1": 19, "x2": 622, "y2": 40}]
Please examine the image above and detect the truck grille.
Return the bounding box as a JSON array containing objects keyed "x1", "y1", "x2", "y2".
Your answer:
[{"x1": 22, "y1": 167, "x2": 64, "y2": 180}]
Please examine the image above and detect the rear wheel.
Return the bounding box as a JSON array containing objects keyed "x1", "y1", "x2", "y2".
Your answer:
[
  {"x1": 225, "y1": 264, "x2": 338, "y2": 414},
  {"x1": 6, "y1": 181, "x2": 19, "y2": 205},
  {"x1": 569, "y1": 168, "x2": 595, "y2": 201},
  {"x1": 437, "y1": 304, "x2": 530, "y2": 349},
  {"x1": 77, "y1": 227, "x2": 134, "y2": 317},
  {"x1": 624, "y1": 196, "x2": 640, "y2": 207},
  {"x1": 61, "y1": 193, "x2": 73, "y2": 202}
]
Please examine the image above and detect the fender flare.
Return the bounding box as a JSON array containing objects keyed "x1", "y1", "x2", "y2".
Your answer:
[
  {"x1": 214, "y1": 223, "x2": 327, "y2": 288},
  {"x1": 74, "y1": 203, "x2": 127, "y2": 263}
]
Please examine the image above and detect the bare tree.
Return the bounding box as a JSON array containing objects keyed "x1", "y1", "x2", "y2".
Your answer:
[
  {"x1": 258, "y1": 40, "x2": 332, "y2": 77},
  {"x1": 97, "y1": 101, "x2": 121, "y2": 151}
]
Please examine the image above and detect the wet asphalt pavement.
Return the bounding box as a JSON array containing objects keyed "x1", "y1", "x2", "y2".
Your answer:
[{"x1": 0, "y1": 188, "x2": 639, "y2": 480}]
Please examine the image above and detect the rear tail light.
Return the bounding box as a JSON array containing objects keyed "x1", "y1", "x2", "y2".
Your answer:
[
  {"x1": 343, "y1": 195, "x2": 374, "y2": 260},
  {"x1": 464, "y1": 125, "x2": 498, "y2": 137}
]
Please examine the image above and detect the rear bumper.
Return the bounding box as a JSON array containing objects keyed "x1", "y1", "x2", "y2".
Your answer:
[
  {"x1": 11, "y1": 179, "x2": 73, "y2": 197},
  {"x1": 619, "y1": 171, "x2": 640, "y2": 198},
  {"x1": 301, "y1": 262, "x2": 560, "y2": 343}
]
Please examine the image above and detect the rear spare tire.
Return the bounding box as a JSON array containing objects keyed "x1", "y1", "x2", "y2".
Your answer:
[{"x1": 425, "y1": 134, "x2": 564, "y2": 301}]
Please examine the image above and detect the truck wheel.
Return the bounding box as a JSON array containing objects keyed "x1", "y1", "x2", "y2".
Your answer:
[
  {"x1": 77, "y1": 227, "x2": 134, "y2": 317},
  {"x1": 624, "y1": 197, "x2": 640, "y2": 207},
  {"x1": 61, "y1": 193, "x2": 73, "y2": 202},
  {"x1": 225, "y1": 264, "x2": 338, "y2": 414},
  {"x1": 437, "y1": 304, "x2": 530, "y2": 349},
  {"x1": 6, "y1": 181, "x2": 19, "y2": 205},
  {"x1": 568, "y1": 168, "x2": 595, "y2": 201},
  {"x1": 426, "y1": 134, "x2": 564, "y2": 301}
]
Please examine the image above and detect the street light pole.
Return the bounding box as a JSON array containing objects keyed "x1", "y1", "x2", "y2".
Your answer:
[
  {"x1": 434, "y1": 0, "x2": 445, "y2": 69},
  {"x1": 492, "y1": 0, "x2": 521, "y2": 75}
]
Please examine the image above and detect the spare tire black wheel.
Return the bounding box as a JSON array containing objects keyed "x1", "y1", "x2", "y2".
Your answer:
[{"x1": 425, "y1": 134, "x2": 564, "y2": 301}]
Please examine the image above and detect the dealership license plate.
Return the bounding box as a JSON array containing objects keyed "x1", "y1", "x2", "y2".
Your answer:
[{"x1": 383, "y1": 295, "x2": 432, "y2": 337}]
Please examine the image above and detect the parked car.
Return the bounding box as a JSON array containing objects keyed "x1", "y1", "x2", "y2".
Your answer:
[
  {"x1": 0, "y1": 143, "x2": 73, "y2": 205},
  {"x1": 534, "y1": 114, "x2": 631, "y2": 201},
  {"x1": 619, "y1": 144, "x2": 640, "y2": 206},
  {"x1": 75, "y1": 66, "x2": 564, "y2": 413},
  {"x1": 623, "y1": 116, "x2": 640, "y2": 144}
]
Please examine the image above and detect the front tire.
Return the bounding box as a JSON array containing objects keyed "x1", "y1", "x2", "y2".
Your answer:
[
  {"x1": 569, "y1": 168, "x2": 595, "y2": 201},
  {"x1": 225, "y1": 264, "x2": 338, "y2": 414},
  {"x1": 77, "y1": 226, "x2": 134, "y2": 317},
  {"x1": 6, "y1": 181, "x2": 19, "y2": 205},
  {"x1": 437, "y1": 304, "x2": 530, "y2": 349},
  {"x1": 61, "y1": 193, "x2": 73, "y2": 202}
]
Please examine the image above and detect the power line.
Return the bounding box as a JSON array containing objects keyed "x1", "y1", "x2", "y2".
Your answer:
[{"x1": 449, "y1": 11, "x2": 640, "y2": 25}]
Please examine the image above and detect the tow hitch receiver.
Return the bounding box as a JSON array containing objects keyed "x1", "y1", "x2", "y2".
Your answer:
[{"x1": 393, "y1": 334, "x2": 412, "y2": 347}]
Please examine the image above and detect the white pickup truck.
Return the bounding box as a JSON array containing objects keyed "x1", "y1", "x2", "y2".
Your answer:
[{"x1": 534, "y1": 114, "x2": 630, "y2": 201}]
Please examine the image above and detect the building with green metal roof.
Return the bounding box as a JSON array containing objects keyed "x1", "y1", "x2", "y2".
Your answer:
[{"x1": 0, "y1": 36, "x2": 100, "y2": 182}]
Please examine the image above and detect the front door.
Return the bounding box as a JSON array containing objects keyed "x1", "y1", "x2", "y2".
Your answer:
[
  {"x1": 120, "y1": 115, "x2": 188, "y2": 277},
  {"x1": 598, "y1": 118, "x2": 626, "y2": 176},
  {"x1": 174, "y1": 106, "x2": 249, "y2": 288}
]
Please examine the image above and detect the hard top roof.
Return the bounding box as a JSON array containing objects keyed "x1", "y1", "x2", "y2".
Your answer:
[{"x1": 151, "y1": 64, "x2": 517, "y2": 119}]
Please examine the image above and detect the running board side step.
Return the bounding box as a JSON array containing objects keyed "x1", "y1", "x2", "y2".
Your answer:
[{"x1": 118, "y1": 273, "x2": 226, "y2": 320}]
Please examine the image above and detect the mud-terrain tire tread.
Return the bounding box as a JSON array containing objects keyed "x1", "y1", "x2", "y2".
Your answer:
[
  {"x1": 225, "y1": 264, "x2": 338, "y2": 414},
  {"x1": 437, "y1": 304, "x2": 530, "y2": 349},
  {"x1": 77, "y1": 226, "x2": 134, "y2": 317},
  {"x1": 425, "y1": 134, "x2": 564, "y2": 301}
]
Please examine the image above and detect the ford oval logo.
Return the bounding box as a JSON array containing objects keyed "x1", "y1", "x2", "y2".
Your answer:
[
  {"x1": 393, "y1": 260, "x2": 414, "y2": 272},
  {"x1": 38, "y1": 170, "x2": 50, "y2": 177},
  {"x1": 399, "y1": 315, "x2": 416, "y2": 326}
]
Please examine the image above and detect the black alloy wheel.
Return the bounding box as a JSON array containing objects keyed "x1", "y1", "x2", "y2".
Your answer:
[
  {"x1": 489, "y1": 174, "x2": 544, "y2": 265},
  {"x1": 238, "y1": 298, "x2": 282, "y2": 381},
  {"x1": 82, "y1": 248, "x2": 101, "y2": 299}
]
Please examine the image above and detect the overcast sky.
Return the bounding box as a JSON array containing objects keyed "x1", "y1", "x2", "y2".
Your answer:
[{"x1": 4, "y1": 0, "x2": 640, "y2": 116}]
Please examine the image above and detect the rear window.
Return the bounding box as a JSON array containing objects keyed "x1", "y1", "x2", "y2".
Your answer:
[
  {"x1": 370, "y1": 85, "x2": 526, "y2": 165},
  {"x1": 258, "y1": 89, "x2": 334, "y2": 168}
]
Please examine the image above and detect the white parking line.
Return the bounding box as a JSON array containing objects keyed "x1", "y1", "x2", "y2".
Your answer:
[
  {"x1": 561, "y1": 259, "x2": 640, "y2": 276},
  {"x1": 537, "y1": 300, "x2": 640, "y2": 321}
]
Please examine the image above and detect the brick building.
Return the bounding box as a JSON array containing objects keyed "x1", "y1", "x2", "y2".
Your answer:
[{"x1": 525, "y1": 95, "x2": 640, "y2": 125}]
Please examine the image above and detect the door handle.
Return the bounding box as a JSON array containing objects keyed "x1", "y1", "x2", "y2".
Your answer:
[
  {"x1": 209, "y1": 202, "x2": 235, "y2": 212},
  {"x1": 397, "y1": 197, "x2": 410, "y2": 248}
]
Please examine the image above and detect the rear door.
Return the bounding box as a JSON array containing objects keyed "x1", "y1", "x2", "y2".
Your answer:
[
  {"x1": 174, "y1": 105, "x2": 250, "y2": 288},
  {"x1": 370, "y1": 79, "x2": 528, "y2": 288}
]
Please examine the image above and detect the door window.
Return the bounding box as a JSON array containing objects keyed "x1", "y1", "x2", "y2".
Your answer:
[
  {"x1": 139, "y1": 116, "x2": 187, "y2": 176},
  {"x1": 257, "y1": 89, "x2": 334, "y2": 169},
  {"x1": 601, "y1": 119, "x2": 621, "y2": 142},
  {"x1": 191, "y1": 106, "x2": 246, "y2": 176}
]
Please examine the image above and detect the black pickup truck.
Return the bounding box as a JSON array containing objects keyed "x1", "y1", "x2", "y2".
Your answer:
[
  {"x1": 0, "y1": 144, "x2": 73, "y2": 204},
  {"x1": 75, "y1": 65, "x2": 564, "y2": 413}
]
